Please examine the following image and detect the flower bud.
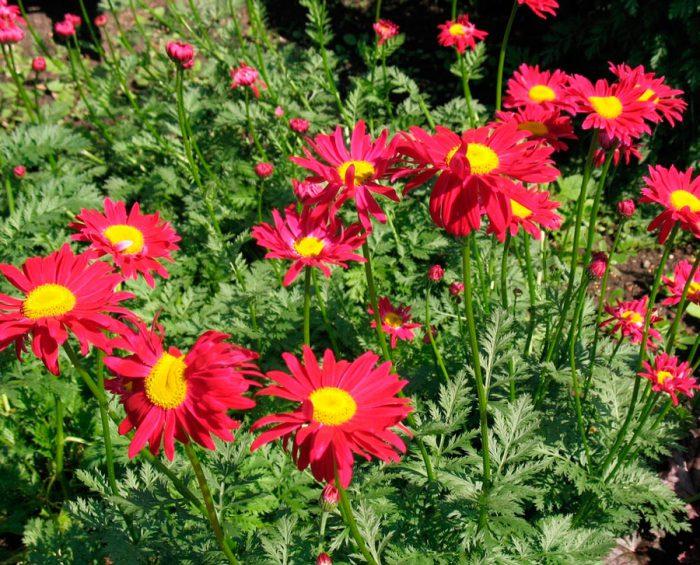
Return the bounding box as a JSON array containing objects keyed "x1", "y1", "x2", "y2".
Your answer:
[
  {"x1": 274, "y1": 106, "x2": 284, "y2": 118},
  {"x1": 588, "y1": 252, "x2": 608, "y2": 279},
  {"x1": 373, "y1": 19, "x2": 399, "y2": 45},
  {"x1": 617, "y1": 199, "x2": 636, "y2": 218},
  {"x1": 289, "y1": 117, "x2": 310, "y2": 134},
  {"x1": 166, "y1": 41, "x2": 195, "y2": 69},
  {"x1": 316, "y1": 553, "x2": 333, "y2": 565},
  {"x1": 255, "y1": 162, "x2": 274, "y2": 178},
  {"x1": 320, "y1": 483, "x2": 338, "y2": 512},
  {"x1": 428, "y1": 264, "x2": 445, "y2": 282},
  {"x1": 94, "y1": 14, "x2": 108, "y2": 27},
  {"x1": 449, "y1": 282, "x2": 464, "y2": 297},
  {"x1": 13, "y1": 165, "x2": 26, "y2": 179},
  {"x1": 32, "y1": 57, "x2": 46, "y2": 73}
]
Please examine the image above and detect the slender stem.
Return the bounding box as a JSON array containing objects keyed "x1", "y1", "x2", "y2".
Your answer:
[
  {"x1": 53, "y1": 395, "x2": 67, "y2": 498},
  {"x1": 320, "y1": 42, "x2": 344, "y2": 121},
  {"x1": 107, "y1": 0, "x2": 136, "y2": 54},
  {"x1": 375, "y1": 0, "x2": 382, "y2": 20},
  {"x1": 363, "y1": 242, "x2": 391, "y2": 362},
  {"x1": 425, "y1": 288, "x2": 450, "y2": 384},
  {"x1": 416, "y1": 93, "x2": 436, "y2": 129},
  {"x1": 458, "y1": 53, "x2": 476, "y2": 128},
  {"x1": 184, "y1": 443, "x2": 238, "y2": 564},
  {"x1": 2, "y1": 44, "x2": 38, "y2": 122},
  {"x1": 522, "y1": 233, "x2": 538, "y2": 355},
  {"x1": 451, "y1": 0, "x2": 457, "y2": 19},
  {"x1": 626, "y1": 398, "x2": 672, "y2": 462},
  {"x1": 303, "y1": 267, "x2": 312, "y2": 347},
  {"x1": 334, "y1": 468, "x2": 378, "y2": 565},
  {"x1": 500, "y1": 233, "x2": 511, "y2": 309},
  {"x1": 77, "y1": 0, "x2": 104, "y2": 57},
  {"x1": 568, "y1": 281, "x2": 591, "y2": 467},
  {"x1": 4, "y1": 176, "x2": 14, "y2": 215},
  {"x1": 244, "y1": 91, "x2": 266, "y2": 159},
  {"x1": 17, "y1": 0, "x2": 53, "y2": 60},
  {"x1": 689, "y1": 333, "x2": 700, "y2": 367},
  {"x1": 665, "y1": 253, "x2": 700, "y2": 353},
  {"x1": 313, "y1": 270, "x2": 339, "y2": 353},
  {"x1": 495, "y1": 1, "x2": 518, "y2": 111},
  {"x1": 462, "y1": 236, "x2": 491, "y2": 531}
]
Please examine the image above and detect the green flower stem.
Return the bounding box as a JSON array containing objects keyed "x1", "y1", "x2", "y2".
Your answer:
[
  {"x1": 472, "y1": 235, "x2": 490, "y2": 313},
  {"x1": 458, "y1": 53, "x2": 476, "y2": 128},
  {"x1": 598, "y1": 224, "x2": 679, "y2": 475},
  {"x1": 334, "y1": 468, "x2": 378, "y2": 565},
  {"x1": 375, "y1": 0, "x2": 382, "y2": 19},
  {"x1": 228, "y1": 0, "x2": 246, "y2": 45},
  {"x1": 244, "y1": 91, "x2": 266, "y2": 160},
  {"x1": 1, "y1": 44, "x2": 38, "y2": 122},
  {"x1": 183, "y1": 443, "x2": 238, "y2": 564},
  {"x1": 312, "y1": 270, "x2": 339, "y2": 353},
  {"x1": 417, "y1": 93, "x2": 436, "y2": 129},
  {"x1": 462, "y1": 236, "x2": 491, "y2": 531},
  {"x1": 320, "y1": 44, "x2": 344, "y2": 121},
  {"x1": 4, "y1": 175, "x2": 14, "y2": 215},
  {"x1": 500, "y1": 233, "x2": 511, "y2": 309},
  {"x1": 568, "y1": 280, "x2": 592, "y2": 468},
  {"x1": 627, "y1": 398, "x2": 673, "y2": 462},
  {"x1": 689, "y1": 333, "x2": 700, "y2": 368},
  {"x1": 425, "y1": 288, "x2": 450, "y2": 384},
  {"x1": 49, "y1": 395, "x2": 67, "y2": 498},
  {"x1": 77, "y1": 0, "x2": 104, "y2": 57},
  {"x1": 495, "y1": 0, "x2": 518, "y2": 111},
  {"x1": 522, "y1": 233, "x2": 537, "y2": 318},
  {"x1": 543, "y1": 132, "x2": 598, "y2": 364},
  {"x1": 665, "y1": 253, "x2": 700, "y2": 353},
  {"x1": 107, "y1": 0, "x2": 136, "y2": 54},
  {"x1": 381, "y1": 48, "x2": 393, "y2": 119},
  {"x1": 303, "y1": 268, "x2": 312, "y2": 347},
  {"x1": 17, "y1": 0, "x2": 54, "y2": 60},
  {"x1": 451, "y1": 0, "x2": 458, "y2": 19}
]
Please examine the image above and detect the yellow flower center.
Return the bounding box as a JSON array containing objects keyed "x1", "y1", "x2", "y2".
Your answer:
[
  {"x1": 466, "y1": 143, "x2": 500, "y2": 175},
  {"x1": 511, "y1": 200, "x2": 532, "y2": 219},
  {"x1": 639, "y1": 88, "x2": 656, "y2": 102},
  {"x1": 517, "y1": 120, "x2": 549, "y2": 136},
  {"x1": 528, "y1": 84, "x2": 556, "y2": 103},
  {"x1": 103, "y1": 224, "x2": 145, "y2": 255},
  {"x1": 337, "y1": 160, "x2": 376, "y2": 185},
  {"x1": 448, "y1": 23, "x2": 466, "y2": 36},
  {"x1": 445, "y1": 144, "x2": 460, "y2": 165},
  {"x1": 621, "y1": 310, "x2": 643, "y2": 326},
  {"x1": 144, "y1": 352, "x2": 188, "y2": 410},
  {"x1": 383, "y1": 312, "x2": 403, "y2": 328},
  {"x1": 689, "y1": 281, "x2": 700, "y2": 295},
  {"x1": 656, "y1": 370, "x2": 673, "y2": 384},
  {"x1": 309, "y1": 386, "x2": 357, "y2": 426},
  {"x1": 22, "y1": 284, "x2": 77, "y2": 320},
  {"x1": 294, "y1": 236, "x2": 325, "y2": 257},
  {"x1": 588, "y1": 96, "x2": 623, "y2": 119},
  {"x1": 669, "y1": 189, "x2": 700, "y2": 212}
]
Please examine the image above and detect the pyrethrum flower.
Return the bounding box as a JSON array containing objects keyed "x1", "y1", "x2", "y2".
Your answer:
[
  {"x1": 254, "y1": 162, "x2": 274, "y2": 178},
  {"x1": 593, "y1": 130, "x2": 641, "y2": 169},
  {"x1": 289, "y1": 117, "x2": 310, "y2": 134},
  {"x1": 251, "y1": 205, "x2": 366, "y2": 286},
  {"x1": 617, "y1": 199, "x2": 636, "y2": 218},
  {"x1": 600, "y1": 296, "x2": 662, "y2": 348},
  {"x1": 230, "y1": 62, "x2": 266, "y2": 98},
  {"x1": 610, "y1": 62, "x2": 686, "y2": 126},
  {"x1": 588, "y1": 252, "x2": 608, "y2": 279},
  {"x1": 291, "y1": 120, "x2": 399, "y2": 229},
  {"x1": 437, "y1": 14, "x2": 487, "y2": 54},
  {"x1": 639, "y1": 353, "x2": 698, "y2": 406},
  {"x1": 70, "y1": 199, "x2": 180, "y2": 288},
  {"x1": 166, "y1": 40, "x2": 195, "y2": 69},
  {"x1": 663, "y1": 260, "x2": 700, "y2": 306},
  {"x1": 0, "y1": 2, "x2": 25, "y2": 44},
  {"x1": 368, "y1": 296, "x2": 421, "y2": 349},
  {"x1": 0, "y1": 245, "x2": 133, "y2": 375},
  {"x1": 487, "y1": 183, "x2": 561, "y2": 242},
  {"x1": 640, "y1": 165, "x2": 700, "y2": 243},
  {"x1": 251, "y1": 346, "x2": 412, "y2": 487},
  {"x1": 496, "y1": 105, "x2": 576, "y2": 151},
  {"x1": 517, "y1": 0, "x2": 558, "y2": 19},
  {"x1": 54, "y1": 14, "x2": 80, "y2": 38},
  {"x1": 32, "y1": 56, "x2": 46, "y2": 72},
  {"x1": 373, "y1": 19, "x2": 399, "y2": 45},
  {"x1": 503, "y1": 64, "x2": 573, "y2": 112},
  {"x1": 567, "y1": 76, "x2": 655, "y2": 144},
  {"x1": 105, "y1": 321, "x2": 259, "y2": 459}
]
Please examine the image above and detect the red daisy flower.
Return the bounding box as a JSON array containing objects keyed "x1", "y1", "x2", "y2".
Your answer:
[
  {"x1": 290, "y1": 120, "x2": 399, "y2": 230},
  {"x1": 609, "y1": 62, "x2": 686, "y2": 126},
  {"x1": 230, "y1": 62, "x2": 266, "y2": 98},
  {"x1": 487, "y1": 183, "x2": 561, "y2": 242},
  {"x1": 0, "y1": 245, "x2": 134, "y2": 375},
  {"x1": 251, "y1": 205, "x2": 366, "y2": 287},
  {"x1": 105, "y1": 320, "x2": 259, "y2": 460},
  {"x1": 517, "y1": 0, "x2": 558, "y2": 19},
  {"x1": 250, "y1": 346, "x2": 412, "y2": 487},
  {"x1": 567, "y1": 75, "x2": 655, "y2": 145},
  {"x1": 70, "y1": 199, "x2": 180, "y2": 288},
  {"x1": 503, "y1": 64, "x2": 574, "y2": 112},
  {"x1": 639, "y1": 353, "x2": 698, "y2": 406},
  {"x1": 0, "y1": 2, "x2": 25, "y2": 44},
  {"x1": 496, "y1": 105, "x2": 577, "y2": 152},
  {"x1": 368, "y1": 296, "x2": 421, "y2": 349},
  {"x1": 600, "y1": 296, "x2": 662, "y2": 348},
  {"x1": 437, "y1": 14, "x2": 487, "y2": 54},
  {"x1": 640, "y1": 165, "x2": 700, "y2": 243},
  {"x1": 373, "y1": 19, "x2": 399, "y2": 45},
  {"x1": 663, "y1": 260, "x2": 700, "y2": 307}
]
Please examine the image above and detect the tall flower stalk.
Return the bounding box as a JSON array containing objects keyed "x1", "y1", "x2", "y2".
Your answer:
[{"x1": 495, "y1": 1, "x2": 518, "y2": 111}]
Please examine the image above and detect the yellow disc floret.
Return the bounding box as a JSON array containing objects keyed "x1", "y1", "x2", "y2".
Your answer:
[
  {"x1": 103, "y1": 224, "x2": 145, "y2": 254},
  {"x1": 23, "y1": 284, "x2": 77, "y2": 320},
  {"x1": 145, "y1": 353, "x2": 188, "y2": 409},
  {"x1": 337, "y1": 160, "x2": 376, "y2": 185},
  {"x1": 448, "y1": 23, "x2": 466, "y2": 36},
  {"x1": 309, "y1": 386, "x2": 357, "y2": 426},
  {"x1": 383, "y1": 312, "x2": 403, "y2": 328},
  {"x1": 528, "y1": 85, "x2": 556, "y2": 103},
  {"x1": 639, "y1": 88, "x2": 656, "y2": 102},
  {"x1": 669, "y1": 190, "x2": 700, "y2": 213},
  {"x1": 588, "y1": 96, "x2": 623, "y2": 119},
  {"x1": 294, "y1": 236, "x2": 325, "y2": 257},
  {"x1": 656, "y1": 370, "x2": 673, "y2": 384},
  {"x1": 466, "y1": 143, "x2": 500, "y2": 175},
  {"x1": 517, "y1": 120, "x2": 549, "y2": 136},
  {"x1": 621, "y1": 310, "x2": 643, "y2": 326},
  {"x1": 511, "y1": 200, "x2": 532, "y2": 219}
]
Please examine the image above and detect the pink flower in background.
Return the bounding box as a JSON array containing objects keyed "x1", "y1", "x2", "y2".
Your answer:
[
  {"x1": 617, "y1": 199, "x2": 636, "y2": 218},
  {"x1": 289, "y1": 117, "x2": 310, "y2": 133},
  {"x1": 663, "y1": 260, "x2": 700, "y2": 306},
  {"x1": 94, "y1": 14, "x2": 108, "y2": 27},
  {"x1": 230, "y1": 62, "x2": 266, "y2": 98},
  {"x1": 449, "y1": 282, "x2": 464, "y2": 297},
  {"x1": 274, "y1": 106, "x2": 284, "y2": 117},
  {"x1": 373, "y1": 19, "x2": 399, "y2": 45},
  {"x1": 588, "y1": 252, "x2": 608, "y2": 279},
  {"x1": 12, "y1": 165, "x2": 26, "y2": 179},
  {"x1": 437, "y1": 14, "x2": 487, "y2": 54},
  {"x1": 0, "y1": 2, "x2": 25, "y2": 44},
  {"x1": 32, "y1": 56, "x2": 46, "y2": 72},
  {"x1": 518, "y1": 0, "x2": 559, "y2": 19},
  {"x1": 254, "y1": 162, "x2": 274, "y2": 178},
  {"x1": 166, "y1": 40, "x2": 195, "y2": 69},
  {"x1": 428, "y1": 264, "x2": 445, "y2": 282},
  {"x1": 369, "y1": 296, "x2": 421, "y2": 349},
  {"x1": 639, "y1": 353, "x2": 698, "y2": 406}
]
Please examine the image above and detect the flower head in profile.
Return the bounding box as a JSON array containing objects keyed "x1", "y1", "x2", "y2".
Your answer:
[
  {"x1": 0, "y1": 245, "x2": 133, "y2": 374},
  {"x1": 517, "y1": 0, "x2": 558, "y2": 19},
  {"x1": 105, "y1": 321, "x2": 260, "y2": 460},
  {"x1": 567, "y1": 76, "x2": 655, "y2": 144},
  {"x1": 290, "y1": 120, "x2": 399, "y2": 230},
  {"x1": 496, "y1": 105, "x2": 576, "y2": 151},
  {"x1": 94, "y1": 14, "x2": 108, "y2": 27},
  {"x1": 0, "y1": 2, "x2": 25, "y2": 44},
  {"x1": 428, "y1": 264, "x2": 445, "y2": 282},
  {"x1": 251, "y1": 205, "x2": 366, "y2": 286},
  {"x1": 292, "y1": 179, "x2": 326, "y2": 201},
  {"x1": 663, "y1": 260, "x2": 700, "y2": 307},
  {"x1": 373, "y1": 19, "x2": 399, "y2": 45},
  {"x1": 504, "y1": 64, "x2": 574, "y2": 112},
  {"x1": 639, "y1": 353, "x2": 697, "y2": 406},
  {"x1": 610, "y1": 62, "x2": 686, "y2": 126},
  {"x1": 368, "y1": 297, "x2": 421, "y2": 349},
  {"x1": 251, "y1": 346, "x2": 412, "y2": 487},
  {"x1": 70, "y1": 199, "x2": 180, "y2": 288},
  {"x1": 600, "y1": 296, "x2": 662, "y2": 348},
  {"x1": 32, "y1": 56, "x2": 46, "y2": 72},
  {"x1": 289, "y1": 117, "x2": 310, "y2": 134},
  {"x1": 254, "y1": 162, "x2": 274, "y2": 178},
  {"x1": 54, "y1": 14, "x2": 80, "y2": 38},
  {"x1": 640, "y1": 165, "x2": 700, "y2": 243},
  {"x1": 593, "y1": 130, "x2": 641, "y2": 169},
  {"x1": 437, "y1": 14, "x2": 487, "y2": 54},
  {"x1": 588, "y1": 252, "x2": 608, "y2": 279},
  {"x1": 487, "y1": 183, "x2": 561, "y2": 242},
  {"x1": 166, "y1": 40, "x2": 195, "y2": 69},
  {"x1": 617, "y1": 199, "x2": 636, "y2": 218},
  {"x1": 230, "y1": 62, "x2": 266, "y2": 98}
]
